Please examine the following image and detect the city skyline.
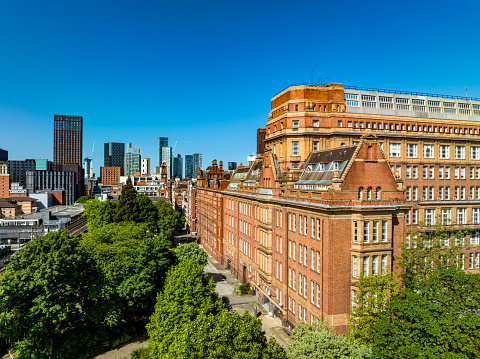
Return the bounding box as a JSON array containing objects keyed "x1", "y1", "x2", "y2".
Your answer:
[{"x1": 1, "y1": 1, "x2": 479, "y2": 177}]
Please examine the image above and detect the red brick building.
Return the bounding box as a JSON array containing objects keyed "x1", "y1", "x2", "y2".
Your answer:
[{"x1": 100, "y1": 167, "x2": 121, "y2": 186}]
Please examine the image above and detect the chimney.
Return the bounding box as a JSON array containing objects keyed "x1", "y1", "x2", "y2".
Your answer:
[
  {"x1": 257, "y1": 128, "x2": 266, "y2": 155},
  {"x1": 219, "y1": 161, "x2": 223, "y2": 171}
]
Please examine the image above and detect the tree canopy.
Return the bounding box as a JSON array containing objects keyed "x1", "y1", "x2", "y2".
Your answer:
[
  {"x1": 156, "y1": 199, "x2": 184, "y2": 236},
  {"x1": 175, "y1": 241, "x2": 208, "y2": 267},
  {"x1": 75, "y1": 195, "x2": 94, "y2": 203},
  {"x1": 115, "y1": 177, "x2": 139, "y2": 223},
  {"x1": 287, "y1": 321, "x2": 371, "y2": 359},
  {"x1": 82, "y1": 198, "x2": 117, "y2": 231}
]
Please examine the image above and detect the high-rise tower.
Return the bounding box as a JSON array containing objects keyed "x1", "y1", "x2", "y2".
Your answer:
[
  {"x1": 158, "y1": 137, "x2": 168, "y2": 166},
  {"x1": 185, "y1": 154, "x2": 194, "y2": 179},
  {"x1": 104, "y1": 142, "x2": 125, "y2": 174},
  {"x1": 125, "y1": 143, "x2": 141, "y2": 176},
  {"x1": 53, "y1": 114, "x2": 83, "y2": 171},
  {"x1": 173, "y1": 154, "x2": 183, "y2": 179}
]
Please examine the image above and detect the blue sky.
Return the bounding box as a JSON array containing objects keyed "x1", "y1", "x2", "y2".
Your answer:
[{"x1": 1, "y1": 0, "x2": 479, "y2": 176}]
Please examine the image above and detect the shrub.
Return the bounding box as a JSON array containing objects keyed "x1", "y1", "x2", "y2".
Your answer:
[
  {"x1": 238, "y1": 283, "x2": 251, "y2": 295},
  {"x1": 131, "y1": 347, "x2": 150, "y2": 359}
]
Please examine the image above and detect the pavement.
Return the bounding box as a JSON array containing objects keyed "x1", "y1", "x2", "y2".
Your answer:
[{"x1": 204, "y1": 253, "x2": 291, "y2": 347}]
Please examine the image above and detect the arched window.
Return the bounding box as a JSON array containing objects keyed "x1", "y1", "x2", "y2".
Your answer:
[
  {"x1": 358, "y1": 187, "x2": 363, "y2": 200},
  {"x1": 376, "y1": 187, "x2": 381, "y2": 199},
  {"x1": 367, "y1": 187, "x2": 372, "y2": 200}
]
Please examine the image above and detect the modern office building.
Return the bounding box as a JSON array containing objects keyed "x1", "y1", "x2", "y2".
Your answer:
[
  {"x1": 228, "y1": 162, "x2": 237, "y2": 171},
  {"x1": 53, "y1": 114, "x2": 83, "y2": 171},
  {"x1": 7, "y1": 160, "x2": 36, "y2": 185},
  {"x1": 185, "y1": 155, "x2": 194, "y2": 179},
  {"x1": 161, "y1": 147, "x2": 172, "y2": 180},
  {"x1": 142, "y1": 158, "x2": 151, "y2": 175},
  {"x1": 173, "y1": 154, "x2": 183, "y2": 179},
  {"x1": 104, "y1": 142, "x2": 125, "y2": 174},
  {"x1": 158, "y1": 137, "x2": 168, "y2": 167},
  {"x1": 26, "y1": 170, "x2": 78, "y2": 205},
  {"x1": 35, "y1": 159, "x2": 53, "y2": 171},
  {"x1": 125, "y1": 143, "x2": 141, "y2": 177},
  {"x1": 196, "y1": 82, "x2": 480, "y2": 334},
  {"x1": 193, "y1": 153, "x2": 203, "y2": 173}
]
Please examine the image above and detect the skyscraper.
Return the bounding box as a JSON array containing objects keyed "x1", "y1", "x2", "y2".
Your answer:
[
  {"x1": 104, "y1": 142, "x2": 125, "y2": 174},
  {"x1": 161, "y1": 147, "x2": 172, "y2": 179},
  {"x1": 142, "y1": 158, "x2": 151, "y2": 175},
  {"x1": 158, "y1": 137, "x2": 168, "y2": 166},
  {"x1": 228, "y1": 162, "x2": 237, "y2": 171},
  {"x1": 125, "y1": 143, "x2": 141, "y2": 176},
  {"x1": 53, "y1": 114, "x2": 83, "y2": 171},
  {"x1": 193, "y1": 153, "x2": 203, "y2": 174},
  {"x1": 185, "y1": 154, "x2": 194, "y2": 179},
  {"x1": 172, "y1": 154, "x2": 183, "y2": 179}
]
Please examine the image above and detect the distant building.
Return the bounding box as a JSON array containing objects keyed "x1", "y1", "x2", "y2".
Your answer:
[
  {"x1": 53, "y1": 114, "x2": 83, "y2": 171},
  {"x1": 173, "y1": 154, "x2": 183, "y2": 179},
  {"x1": 7, "y1": 159, "x2": 35, "y2": 185},
  {"x1": 26, "y1": 170, "x2": 78, "y2": 205},
  {"x1": 125, "y1": 143, "x2": 141, "y2": 177},
  {"x1": 0, "y1": 174, "x2": 9, "y2": 198},
  {"x1": 100, "y1": 167, "x2": 121, "y2": 186},
  {"x1": 158, "y1": 137, "x2": 168, "y2": 167},
  {"x1": 142, "y1": 158, "x2": 151, "y2": 175},
  {"x1": 193, "y1": 153, "x2": 203, "y2": 174},
  {"x1": 161, "y1": 147, "x2": 172, "y2": 179},
  {"x1": 84, "y1": 157, "x2": 94, "y2": 179},
  {"x1": 0, "y1": 148, "x2": 7, "y2": 162},
  {"x1": 185, "y1": 155, "x2": 194, "y2": 179},
  {"x1": 228, "y1": 162, "x2": 237, "y2": 171},
  {"x1": 35, "y1": 159, "x2": 53, "y2": 171},
  {"x1": 247, "y1": 155, "x2": 256, "y2": 166},
  {"x1": 9, "y1": 182, "x2": 27, "y2": 196},
  {"x1": 104, "y1": 142, "x2": 125, "y2": 174}
]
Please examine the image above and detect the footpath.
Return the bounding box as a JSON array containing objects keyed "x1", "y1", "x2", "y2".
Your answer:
[{"x1": 93, "y1": 250, "x2": 291, "y2": 358}]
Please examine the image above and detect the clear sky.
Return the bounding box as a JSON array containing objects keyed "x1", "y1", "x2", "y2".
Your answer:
[{"x1": 1, "y1": 0, "x2": 479, "y2": 176}]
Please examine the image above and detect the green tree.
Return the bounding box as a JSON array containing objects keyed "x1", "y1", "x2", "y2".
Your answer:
[
  {"x1": 367, "y1": 226, "x2": 480, "y2": 358},
  {"x1": 0, "y1": 230, "x2": 87, "y2": 358},
  {"x1": 287, "y1": 321, "x2": 371, "y2": 359},
  {"x1": 347, "y1": 271, "x2": 398, "y2": 346},
  {"x1": 156, "y1": 199, "x2": 185, "y2": 237},
  {"x1": 165, "y1": 310, "x2": 286, "y2": 359},
  {"x1": 75, "y1": 195, "x2": 94, "y2": 203},
  {"x1": 147, "y1": 259, "x2": 229, "y2": 358},
  {"x1": 136, "y1": 194, "x2": 159, "y2": 230},
  {"x1": 116, "y1": 177, "x2": 139, "y2": 223},
  {"x1": 80, "y1": 223, "x2": 176, "y2": 328},
  {"x1": 175, "y1": 242, "x2": 208, "y2": 267},
  {"x1": 82, "y1": 199, "x2": 117, "y2": 231}
]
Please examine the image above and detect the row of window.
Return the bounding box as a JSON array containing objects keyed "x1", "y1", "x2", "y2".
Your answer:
[
  {"x1": 422, "y1": 208, "x2": 480, "y2": 226},
  {"x1": 338, "y1": 120, "x2": 478, "y2": 135},
  {"x1": 352, "y1": 254, "x2": 388, "y2": 277},
  {"x1": 353, "y1": 221, "x2": 388, "y2": 243},
  {"x1": 406, "y1": 186, "x2": 480, "y2": 202},
  {"x1": 288, "y1": 270, "x2": 322, "y2": 310},
  {"x1": 404, "y1": 166, "x2": 480, "y2": 180},
  {"x1": 287, "y1": 213, "x2": 322, "y2": 239},
  {"x1": 287, "y1": 240, "x2": 322, "y2": 272},
  {"x1": 358, "y1": 187, "x2": 381, "y2": 200},
  {"x1": 402, "y1": 144, "x2": 479, "y2": 160}
]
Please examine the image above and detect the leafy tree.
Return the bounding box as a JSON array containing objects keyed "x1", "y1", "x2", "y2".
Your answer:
[
  {"x1": 80, "y1": 223, "x2": 176, "y2": 328},
  {"x1": 116, "y1": 177, "x2": 139, "y2": 223},
  {"x1": 76, "y1": 195, "x2": 94, "y2": 203},
  {"x1": 0, "y1": 230, "x2": 87, "y2": 358},
  {"x1": 367, "y1": 226, "x2": 480, "y2": 358},
  {"x1": 347, "y1": 270, "x2": 398, "y2": 346},
  {"x1": 175, "y1": 242, "x2": 208, "y2": 267},
  {"x1": 136, "y1": 194, "x2": 159, "y2": 230},
  {"x1": 156, "y1": 199, "x2": 184, "y2": 237},
  {"x1": 287, "y1": 321, "x2": 371, "y2": 359},
  {"x1": 147, "y1": 259, "x2": 229, "y2": 358},
  {"x1": 82, "y1": 199, "x2": 117, "y2": 231},
  {"x1": 165, "y1": 310, "x2": 286, "y2": 359}
]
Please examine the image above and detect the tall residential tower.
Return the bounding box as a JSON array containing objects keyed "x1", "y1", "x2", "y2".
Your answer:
[{"x1": 53, "y1": 114, "x2": 83, "y2": 171}]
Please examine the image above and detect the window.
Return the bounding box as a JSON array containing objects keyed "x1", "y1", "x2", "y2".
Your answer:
[
  {"x1": 293, "y1": 241, "x2": 296, "y2": 260},
  {"x1": 382, "y1": 221, "x2": 387, "y2": 242},
  {"x1": 381, "y1": 255, "x2": 387, "y2": 273},
  {"x1": 316, "y1": 284, "x2": 321, "y2": 307},
  {"x1": 412, "y1": 166, "x2": 418, "y2": 179},
  {"x1": 352, "y1": 256, "x2": 357, "y2": 277},
  {"x1": 413, "y1": 187, "x2": 418, "y2": 201},
  {"x1": 439, "y1": 167, "x2": 444, "y2": 179},
  {"x1": 440, "y1": 145, "x2": 450, "y2": 159},
  {"x1": 429, "y1": 167, "x2": 434, "y2": 179},
  {"x1": 457, "y1": 208, "x2": 466, "y2": 224},
  {"x1": 456, "y1": 146, "x2": 465, "y2": 160},
  {"x1": 299, "y1": 216, "x2": 303, "y2": 235},
  {"x1": 313, "y1": 141, "x2": 319, "y2": 151},
  {"x1": 423, "y1": 167, "x2": 428, "y2": 179},
  {"x1": 363, "y1": 256, "x2": 369, "y2": 276},
  {"x1": 406, "y1": 166, "x2": 411, "y2": 179},
  {"x1": 316, "y1": 251, "x2": 321, "y2": 273},
  {"x1": 423, "y1": 145, "x2": 434, "y2": 158},
  {"x1": 407, "y1": 144, "x2": 417, "y2": 158},
  {"x1": 358, "y1": 187, "x2": 363, "y2": 200},
  {"x1": 292, "y1": 141, "x2": 299, "y2": 156},
  {"x1": 445, "y1": 167, "x2": 450, "y2": 179},
  {"x1": 389, "y1": 143, "x2": 400, "y2": 157},
  {"x1": 474, "y1": 208, "x2": 480, "y2": 224},
  {"x1": 372, "y1": 221, "x2": 378, "y2": 242},
  {"x1": 376, "y1": 187, "x2": 381, "y2": 199},
  {"x1": 313, "y1": 120, "x2": 319, "y2": 128},
  {"x1": 471, "y1": 230, "x2": 479, "y2": 245},
  {"x1": 372, "y1": 255, "x2": 378, "y2": 275},
  {"x1": 352, "y1": 290, "x2": 357, "y2": 311},
  {"x1": 299, "y1": 244, "x2": 303, "y2": 263},
  {"x1": 455, "y1": 167, "x2": 460, "y2": 180},
  {"x1": 363, "y1": 221, "x2": 369, "y2": 243},
  {"x1": 472, "y1": 147, "x2": 480, "y2": 160},
  {"x1": 412, "y1": 209, "x2": 418, "y2": 224},
  {"x1": 425, "y1": 209, "x2": 435, "y2": 225},
  {"x1": 353, "y1": 221, "x2": 357, "y2": 243},
  {"x1": 441, "y1": 209, "x2": 451, "y2": 225},
  {"x1": 311, "y1": 249, "x2": 315, "y2": 270}
]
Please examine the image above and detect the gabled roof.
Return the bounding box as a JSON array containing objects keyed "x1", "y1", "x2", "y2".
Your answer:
[
  {"x1": 296, "y1": 145, "x2": 357, "y2": 186},
  {"x1": 244, "y1": 159, "x2": 263, "y2": 183},
  {"x1": 227, "y1": 166, "x2": 251, "y2": 190}
]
